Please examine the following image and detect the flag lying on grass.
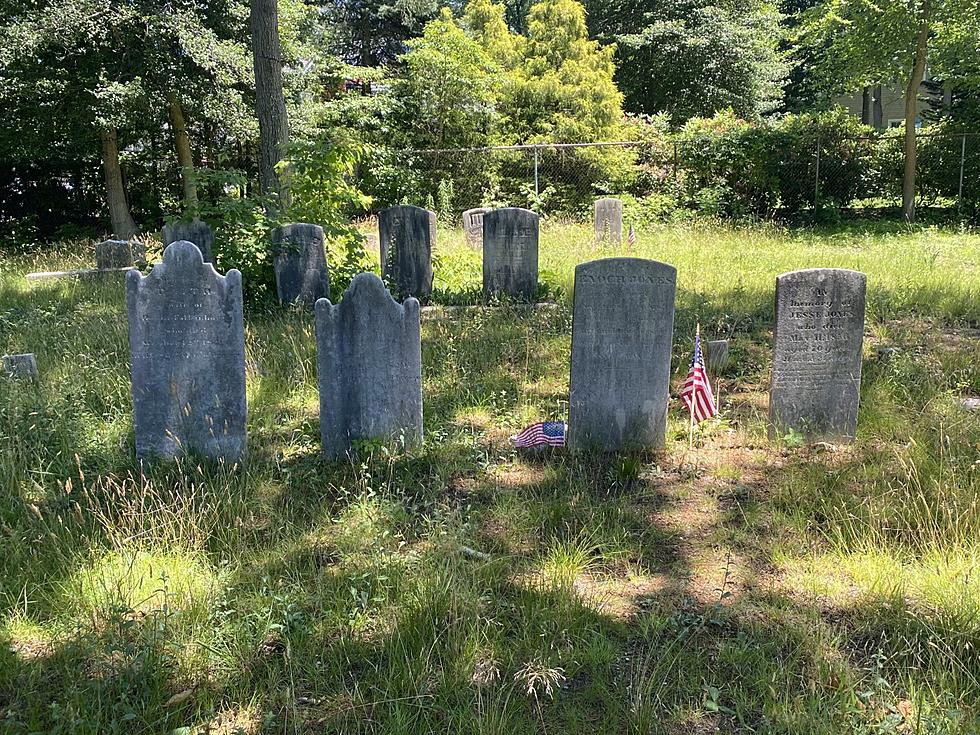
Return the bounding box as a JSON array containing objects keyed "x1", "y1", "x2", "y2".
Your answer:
[
  {"x1": 680, "y1": 329, "x2": 717, "y2": 424},
  {"x1": 511, "y1": 421, "x2": 566, "y2": 448},
  {"x1": 628, "y1": 224, "x2": 636, "y2": 247}
]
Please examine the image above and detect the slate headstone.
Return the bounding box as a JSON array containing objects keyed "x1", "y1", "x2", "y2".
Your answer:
[
  {"x1": 379, "y1": 205, "x2": 434, "y2": 301},
  {"x1": 315, "y1": 273, "x2": 422, "y2": 458},
  {"x1": 127, "y1": 240, "x2": 247, "y2": 462},
  {"x1": 707, "y1": 339, "x2": 731, "y2": 374},
  {"x1": 769, "y1": 268, "x2": 866, "y2": 443},
  {"x1": 163, "y1": 220, "x2": 215, "y2": 262},
  {"x1": 1, "y1": 353, "x2": 39, "y2": 382},
  {"x1": 594, "y1": 198, "x2": 623, "y2": 244},
  {"x1": 463, "y1": 208, "x2": 490, "y2": 248},
  {"x1": 568, "y1": 258, "x2": 677, "y2": 451},
  {"x1": 483, "y1": 208, "x2": 539, "y2": 302},
  {"x1": 95, "y1": 240, "x2": 140, "y2": 270},
  {"x1": 272, "y1": 223, "x2": 330, "y2": 305}
]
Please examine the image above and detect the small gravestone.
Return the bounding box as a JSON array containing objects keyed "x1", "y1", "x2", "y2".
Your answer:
[
  {"x1": 483, "y1": 208, "x2": 539, "y2": 302},
  {"x1": 769, "y1": 268, "x2": 866, "y2": 443},
  {"x1": 315, "y1": 273, "x2": 422, "y2": 458},
  {"x1": 568, "y1": 258, "x2": 676, "y2": 451},
  {"x1": 707, "y1": 339, "x2": 731, "y2": 374},
  {"x1": 272, "y1": 223, "x2": 330, "y2": 305},
  {"x1": 2, "y1": 353, "x2": 38, "y2": 382},
  {"x1": 163, "y1": 220, "x2": 215, "y2": 262},
  {"x1": 127, "y1": 241, "x2": 247, "y2": 462},
  {"x1": 379, "y1": 205, "x2": 434, "y2": 302},
  {"x1": 594, "y1": 198, "x2": 623, "y2": 244},
  {"x1": 463, "y1": 208, "x2": 490, "y2": 248},
  {"x1": 95, "y1": 240, "x2": 139, "y2": 270}
]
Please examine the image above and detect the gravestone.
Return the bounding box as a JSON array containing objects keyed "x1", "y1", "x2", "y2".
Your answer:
[
  {"x1": 1, "y1": 353, "x2": 39, "y2": 382},
  {"x1": 707, "y1": 339, "x2": 731, "y2": 374},
  {"x1": 483, "y1": 208, "x2": 539, "y2": 301},
  {"x1": 769, "y1": 268, "x2": 866, "y2": 443},
  {"x1": 163, "y1": 220, "x2": 215, "y2": 262},
  {"x1": 379, "y1": 205, "x2": 433, "y2": 301},
  {"x1": 127, "y1": 241, "x2": 247, "y2": 462},
  {"x1": 568, "y1": 258, "x2": 676, "y2": 451},
  {"x1": 594, "y1": 198, "x2": 623, "y2": 244},
  {"x1": 272, "y1": 223, "x2": 330, "y2": 305},
  {"x1": 95, "y1": 240, "x2": 141, "y2": 270},
  {"x1": 315, "y1": 273, "x2": 422, "y2": 458},
  {"x1": 463, "y1": 208, "x2": 490, "y2": 248}
]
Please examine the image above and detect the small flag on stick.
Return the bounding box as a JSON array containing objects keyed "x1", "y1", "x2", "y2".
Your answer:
[
  {"x1": 627, "y1": 223, "x2": 636, "y2": 247},
  {"x1": 511, "y1": 421, "x2": 566, "y2": 448},
  {"x1": 680, "y1": 326, "x2": 717, "y2": 428}
]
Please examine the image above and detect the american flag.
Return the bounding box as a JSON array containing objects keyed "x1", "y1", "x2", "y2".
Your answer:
[
  {"x1": 680, "y1": 331, "x2": 717, "y2": 424},
  {"x1": 511, "y1": 421, "x2": 566, "y2": 448},
  {"x1": 628, "y1": 224, "x2": 636, "y2": 247}
]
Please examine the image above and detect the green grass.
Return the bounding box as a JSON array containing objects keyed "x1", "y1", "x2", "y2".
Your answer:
[{"x1": 1, "y1": 220, "x2": 979, "y2": 733}]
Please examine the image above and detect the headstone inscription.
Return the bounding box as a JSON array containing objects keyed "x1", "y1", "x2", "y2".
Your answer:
[
  {"x1": 482, "y1": 208, "x2": 539, "y2": 301},
  {"x1": 379, "y1": 205, "x2": 434, "y2": 301},
  {"x1": 127, "y1": 241, "x2": 247, "y2": 462},
  {"x1": 95, "y1": 240, "x2": 141, "y2": 270},
  {"x1": 463, "y1": 208, "x2": 490, "y2": 248},
  {"x1": 272, "y1": 223, "x2": 330, "y2": 305},
  {"x1": 315, "y1": 273, "x2": 422, "y2": 458},
  {"x1": 1, "y1": 353, "x2": 39, "y2": 382},
  {"x1": 568, "y1": 258, "x2": 676, "y2": 451},
  {"x1": 769, "y1": 268, "x2": 866, "y2": 443},
  {"x1": 594, "y1": 198, "x2": 624, "y2": 244},
  {"x1": 162, "y1": 220, "x2": 215, "y2": 262}
]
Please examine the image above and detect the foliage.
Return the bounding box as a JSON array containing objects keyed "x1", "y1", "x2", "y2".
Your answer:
[
  {"x1": 325, "y1": 0, "x2": 440, "y2": 67},
  {"x1": 586, "y1": 0, "x2": 791, "y2": 123}
]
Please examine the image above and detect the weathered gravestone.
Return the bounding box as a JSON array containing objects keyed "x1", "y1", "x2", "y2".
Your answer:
[
  {"x1": 272, "y1": 223, "x2": 330, "y2": 305},
  {"x1": 483, "y1": 208, "x2": 539, "y2": 301},
  {"x1": 379, "y1": 205, "x2": 434, "y2": 301},
  {"x1": 127, "y1": 240, "x2": 247, "y2": 462},
  {"x1": 315, "y1": 273, "x2": 422, "y2": 458},
  {"x1": 1, "y1": 353, "x2": 39, "y2": 382},
  {"x1": 163, "y1": 220, "x2": 215, "y2": 262},
  {"x1": 568, "y1": 258, "x2": 676, "y2": 451},
  {"x1": 769, "y1": 268, "x2": 866, "y2": 443},
  {"x1": 707, "y1": 339, "x2": 731, "y2": 374},
  {"x1": 594, "y1": 198, "x2": 623, "y2": 244},
  {"x1": 95, "y1": 240, "x2": 143, "y2": 270},
  {"x1": 463, "y1": 208, "x2": 490, "y2": 248}
]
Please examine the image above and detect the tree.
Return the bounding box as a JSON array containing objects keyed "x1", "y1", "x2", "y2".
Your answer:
[
  {"x1": 250, "y1": 0, "x2": 290, "y2": 207},
  {"x1": 508, "y1": 0, "x2": 623, "y2": 142},
  {"x1": 462, "y1": 0, "x2": 522, "y2": 68},
  {"x1": 326, "y1": 0, "x2": 440, "y2": 69},
  {"x1": 805, "y1": 0, "x2": 980, "y2": 221},
  {"x1": 586, "y1": 0, "x2": 789, "y2": 123}
]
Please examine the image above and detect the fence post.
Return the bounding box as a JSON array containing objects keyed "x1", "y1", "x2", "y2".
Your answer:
[
  {"x1": 959, "y1": 133, "x2": 967, "y2": 209},
  {"x1": 813, "y1": 136, "x2": 821, "y2": 211},
  {"x1": 672, "y1": 141, "x2": 678, "y2": 184},
  {"x1": 534, "y1": 145, "x2": 540, "y2": 198}
]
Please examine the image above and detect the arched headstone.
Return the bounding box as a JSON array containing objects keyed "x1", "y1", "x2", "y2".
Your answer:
[
  {"x1": 272, "y1": 223, "x2": 330, "y2": 305},
  {"x1": 594, "y1": 198, "x2": 623, "y2": 244},
  {"x1": 163, "y1": 220, "x2": 215, "y2": 262},
  {"x1": 463, "y1": 208, "x2": 490, "y2": 248}
]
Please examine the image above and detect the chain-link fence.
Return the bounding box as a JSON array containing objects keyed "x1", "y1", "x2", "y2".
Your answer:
[{"x1": 380, "y1": 132, "x2": 979, "y2": 221}]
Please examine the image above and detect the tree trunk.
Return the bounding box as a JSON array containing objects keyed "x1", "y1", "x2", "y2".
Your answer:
[
  {"x1": 250, "y1": 0, "x2": 290, "y2": 210},
  {"x1": 873, "y1": 84, "x2": 883, "y2": 129},
  {"x1": 100, "y1": 128, "x2": 138, "y2": 239},
  {"x1": 861, "y1": 86, "x2": 872, "y2": 125},
  {"x1": 168, "y1": 96, "x2": 198, "y2": 209},
  {"x1": 902, "y1": 0, "x2": 930, "y2": 223}
]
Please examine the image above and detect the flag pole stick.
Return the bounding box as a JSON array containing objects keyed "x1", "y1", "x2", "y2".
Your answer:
[{"x1": 688, "y1": 324, "x2": 699, "y2": 451}]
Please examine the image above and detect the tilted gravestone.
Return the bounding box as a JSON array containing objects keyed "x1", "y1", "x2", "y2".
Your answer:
[
  {"x1": 594, "y1": 198, "x2": 624, "y2": 244},
  {"x1": 163, "y1": 220, "x2": 215, "y2": 262},
  {"x1": 95, "y1": 240, "x2": 143, "y2": 270},
  {"x1": 568, "y1": 258, "x2": 676, "y2": 451},
  {"x1": 2, "y1": 353, "x2": 39, "y2": 382},
  {"x1": 483, "y1": 208, "x2": 539, "y2": 301},
  {"x1": 707, "y1": 339, "x2": 731, "y2": 374},
  {"x1": 272, "y1": 223, "x2": 330, "y2": 305},
  {"x1": 315, "y1": 273, "x2": 422, "y2": 458},
  {"x1": 463, "y1": 208, "x2": 490, "y2": 248},
  {"x1": 379, "y1": 205, "x2": 434, "y2": 302},
  {"x1": 127, "y1": 240, "x2": 247, "y2": 462},
  {"x1": 769, "y1": 268, "x2": 866, "y2": 443}
]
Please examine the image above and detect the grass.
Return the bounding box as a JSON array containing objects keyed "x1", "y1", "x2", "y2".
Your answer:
[{"x1": 0, "y1": 219, "x2": 979, "y2": 733}]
